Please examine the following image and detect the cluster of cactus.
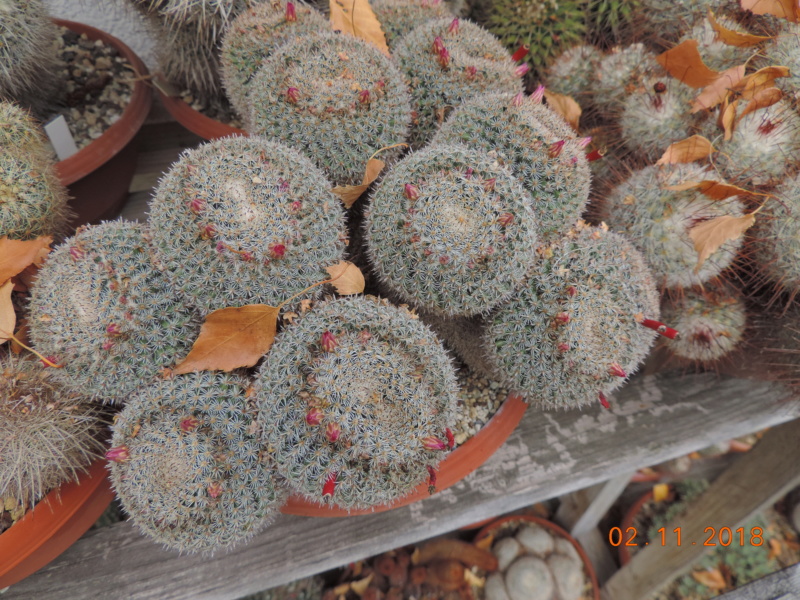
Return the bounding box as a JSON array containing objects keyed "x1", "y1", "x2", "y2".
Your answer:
[
  {"x1": 0, "y1": 101, "x2": 71, "y2": 240},
  {"x1": 0, "y1": 0, "x2": 62, "y2": 115},
  {"x1": 0, "y1": 355, "x2": 107, "y2": 507},
  {"x1": 108, "y1": 371, "x2": 285, "y2": 552},
  {"x1": 148, "y1": 136, "x2": 346, "y2": 314},
  {"x1": 633, "y1": 0, "x2": 741, "y2": 45},
  {"x1": 28, "y1": 221, "x2": 201, "y2": 403},
  {"x1": 254, "y1": 296, "x2": 459, "y2": 510},
  {"x1": 759, "y1": 23, "x2": 800, "y2": 105}
]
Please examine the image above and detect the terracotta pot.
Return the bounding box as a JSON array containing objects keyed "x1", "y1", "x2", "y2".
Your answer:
[
  {"x1": 618, "y1": 487, "x2": 668, "y2": 565},
  {"x1": 52, "y1": 19, "x2": 152, "y2": 228},
  {"x1": 0, "y1": 459, "x2": 114, "y2": 588},
  {"x1": 280, "y1": 392, "x2": 528, "y2": 517},
  {"x1": 156, "y1": 86, "x2": 246, "y2": 141},
  {"x1": 474, "y1": 514, "x2": 601, "y2": 600}
]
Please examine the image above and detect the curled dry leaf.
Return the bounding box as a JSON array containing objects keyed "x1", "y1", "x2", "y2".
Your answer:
[
  {"x1": 691, "y1": 65, "x2": 746, "y2": 112},
  {"x1": 0, "y1": 279, "x2": 15, "y2": 345},
  {"x1": 331, "y1": 158, "x2": 385, "y2": 208},
  {"x1": 10, "y1": 319, "x2": 29, "y2": 354},
  {"x1": 414, "y1": 539, "x2": 498, "y2": 571},
  {"x1": 349, "y1": 573, "x2": 374, "y2": 597},
  {"x1": 0, "y1": 236, "x2": 52, "y2": 284},
  {"x1": 329, "y1": 0, "x2": 390, "y2": 56},
  {"x1": 664, "y1": 179, "x2": 758, "y2": 200},
  {"x1": 543, "y1": 90, "x2": 582, "y2": 131},
  {"x1": 708, "y1": 9, "x2": 773, "y2": 46},
  {"x1": 740, "y1": 0, "x2": 799, "y2": 22},
  {"x1": 656, "y1": 40, "x2": 720, "y2": 88},
  {"x1": 325, "y1": 260, "x2": 365, "y2": 295},
  {"x1": 691, "y1": 567, "x2": 727, "y2": 590},
  {"x1": 721, "y1": 98, "x2": 738, "y2": 140},
  {"x1": 739, "y1": 86, "x2": 783, "y2": 119},
  {"x1": 689, "y1": 213, "x2": 756, "y2": 273},
  {"x1": 656, "y1": 135, "x2": 715, "y2": 165},
  {"x1": 173, "y1": 304, "x2": 279, "y2": 374},
  {"x1": 732, "y1": 65, "x2": 791, "y2": 100}
]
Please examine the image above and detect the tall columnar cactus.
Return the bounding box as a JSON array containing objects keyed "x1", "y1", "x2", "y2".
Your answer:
[
  {"x1": 254, "y1": 296, "x2": 459, "y2": 510},
  {"x1": 365, "y1": 144, "x2": 538, "y2": 316},
  {"x1": 485, "y1": 223, "x2": 660, "y2": 409},
  {"x1": 0, "y1": 0, "x2": 62, "y2": 115},
  {"x1": 432, "y1": 91, "x2": 592, "y2": 241},
  {"x1": 717, "y1": 100, "x2": 800, "y2": 186},
  {"x1": 108, "y1": 371, "x2": 286, "y2": 553},
  {"x1": 660, "y1": 285, "x2": 746, "y2": 363},
  {"x1": 28, "y1": 221, "x2": 201, "y2": 403},
  {"x1": 603, "y1": 163, "x2": 746, "y2": 289},
  {"x1": 148, "y1": 137, "x2": 346, "y2": 315},
  {"x1": 394, "y1": 17, "x2": 522, "y2": 147},
  {"x1": 759, "y1": 23, "x2": 799, "y2": 107},
  {"x1": 220, "y1": 1, "x2": 328, "y2": 119},
  {"x1": 371, "y1": 0, "x2": 453, "y2": 47},
  {"x1": 544, "y1": 44, "x2": 602, "y2": 100},
  {"x1": 0, "y1": 355, "x2": 107, "y2": 507},
  {"x1": 247, "y1": 32, "x2": 412, "y2": 186},
  {"x1": 592, "y1": 43, "x2": 663, "y2": 112}
]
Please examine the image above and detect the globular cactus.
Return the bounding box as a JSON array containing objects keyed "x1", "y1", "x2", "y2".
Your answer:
[
  {"x1": 716, "y1": 100, "x2": 800, "y2": 186},
  {"x1": 485, "y1": 223, "x2": 660, "y2": 410},
  {"x1": 660, "y1": 284, "x2": 746, "y2": 363},
  {"x1": 148, "y1": 137, "x2": 346, "y2": 314},
  {"x1": 759, "y1": 23, "x2": 800, "y2": 107},
  {"x1": 127, "y1": 0, "x2": 251, "y2": 24},
  {"x1": 483, "y1": 0, "x2": 587, "y2": 79},
  {"x1": 432, "y1": 90, "x2": 591, "y2": 241},
  {"x1": 394, "y1": 17, "x2": 522, "y2": 147},
  {"x1": 634, "y1": 0, "x2": 740, "y2": 45},
  {"x1": 220, "y1": 1, "x2": 328, "y2": 119},
  {"x1": 107, "y1": 371, "x2": 286, "y2": 553},
  {"x1": 0, "y1": 101, "x2": 56, "y2": 164},
  {"x1": 592, "y1": 43, "x2": 663, "y2": 112},
  {"x1": 365, "y1": 144, "x2": 538, "y2": 316},
  {"x1": 544, "y1": 44, "x2": 602, "y2": 101},
  {"x1": 371, "y1": 0, "x2": 453, "y2": 47},
  {"x1": 248, "y1": 32, "x2": 412, "y2": 186},
  {"x1": 0, "y1": 355, "x2": 107, "y2": 507},
  {"x1": 254, "y1": 296, "x2": 459, "y2": 510},
  {"x1": 0, "y1": 0, "x2": 62, "y2": 115},
  {"x1": 28, "y1": 221, "x2": 201, "y2": 403},
  {"x1": 679, "y1": 14, "x2": 753, "y2": 72},
  {"x1": 603, "y1": 163, "x2": 746, "y2": 289}
]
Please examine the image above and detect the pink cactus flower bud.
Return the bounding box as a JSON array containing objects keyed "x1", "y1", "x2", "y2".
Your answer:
[
  {"x1": 464, "y1": 167, "x2": 474, "y2": 179},
  {"x1": 579, "y1": 136, "x2": 592, "y2": 148},
  {"x1": 512, "y1": 92, "x2": 525, "y2": 107},
  {"x1": 269, "y1": 243, "x2": 287, "y2": 259},
  {"x1": 432, "y1": 36, "x2": 445, "y2": 55},
  {"x1": 445, "y1": 428, "x2": 455, "y2": 449},
  {"x1": 549, "y1": 140, "x2": 566, "y2": 158},
  {"x1": 106, "y1": 323, "x2": 122, "y2": 336},
  {"x1": 558, "y1": 342, "x2": 570, "y2": 352},
  {"x1": 448, "y1": 17, "x2": 459, "y2": 34},
  {"x1": 567, "y1": 286, "x2": 577, "y2": 297},
  {"x1": 200, "y1": 224, "x2": 216, "y2": 239},
  {"x1": 423, "y1": 436, "x2": 446, "y2": 450},
  {"x1": 180, "y1": 416, "x2": 200, "y2": 432},
  {"x1": 305, "y1": 407, "x2": 323, "y2": 426},
  {"x1": 427, "y1": 465, "x2": 437, "y2": 488},
  {"x1": 207, "y1": 482, "x2": 223, "y2": 498},
  {"x1": 438, "y1": 255, "x2": 450, "y2": 265},
  {"x1": 464, "y1": 65, "x2": 477, "y2": 80},
  {"x1": 531, "y1": 84, "x2": 545, "y2": 103},
  {"x1": 106, "y1": 446, "x2": 130, "y2": 463},
  {"x1": 437, "y1": 47, "x2": 450, "y2": 68},
  {"x1": 325, "y1": 422, "x2": 341, "y2": 442},
  {"x1": 323, "y1": 471, "x2": 338, "y2": 498},
  {"x1": 483, "y1": 177, "x2": 497, "y2": 191},
  {"x1": 515, "y1": 63, "x2": 529, "y2": 77},
  {"x1": 598, "y1": 392, "x2": 610, "y2": 410},
  {"x1": 286, "y1": 86, "x2": 300, "y2": 103},
  {"x1": 376, "y1": 79, "x2": 386, "y2": 90},
  {"x1": 321, "y1": 330, "x2": 338, "y2": 352},
  {"x1": 639, "y1": 318, "x2": 680, "y2": 340},
  {"x1": 358, "y1": 89, "x2": 371, "y2": 104},
  {"x1": 512, "y1": 44, "x2": 530, "y2": 62},
  {"x1": 285, "y1": 2, "x2": 297, "y2": 21},
  {"x1": 609, "y1": 363, "x2": 627, "y2": 378},
  {"x1": 189, "y1": 197, "x2": 204, "y2": 214},
  {"x1": 240, "y1": 251, "x2": 255, "y2": 262},
  {"x1": 498, "y1": 212, "x2": 514, "y2": 226},
  {"x1": 555, "y1": 312, "x2": 570, "y2": 324},
  {"x1": 404, "y1": 183, "x2": 420, "y2": 201},
  {"x1": 290, "y1": 200, "x2": 302, "y2": 213},
  {"x1": 359, "y1": 329, "x2": 372, "y2": 344},
  {"x1": 101, "y1": 340, "x2": 115, "y2": 351},
  {"x1": 69, "y1": 246, "x2": 85, "y2": 261}
]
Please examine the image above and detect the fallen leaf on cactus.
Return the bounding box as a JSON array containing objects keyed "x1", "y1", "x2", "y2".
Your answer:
[
  {"x1": 331, "y1": 158, "x2": 385, "y2": 208},
  {"x1": 740, "y1": 0, "x2": 799, "y2": 22},
  {"x1": 664, "y1": 180, "x2": 758, "y2": 200},
  {"x1": 543, "y1": 90, "x2": 581, "y2": 131},
  {"x1": 325, "y1": 261, "x2": 365, "y2": 295},
  {"x1": 720, "y1": 98, "x2": 738, "y2": 140},
  {"x1": 707, "y1": 9, "x2": 773, "y2": 46},
  {"x1": 739, "y1": 87, "x2": 783, "y2": 120},
  {"x1": 329, "y1": 0, "x2": 390, "y2": 56},
  {"x1": 0, "y1": 236, "x2": 52, "y2": 284},
  {"x1": 10, "y1": 319, "x2": 29, "y2": 354},
  {"x1": 732, "y1": 65, "x2": 791, "y2": 99},
  {"x1": 689, "y1": 213, "x2": 756, "y2": 273},
  {"x1": 656, "y1": 40, "x2": 720, "y2": 88},
  {"x1": 0, "y1": 279, "x2": 15, "y2": 345},
  {"x1": 691, "y1": 65, "x2": 746, "y2": 112},
  {"x1": 349, "y1": 573, "x2": 374, "y2": 596},
  {"x1": 173, "y1": 305, "x2": 279, "y2": 374},
  {"x1": 691, "y1": 568, "x2": 727, "y2": 590},
  {"x1": 656, "y1": 135, "x2": 715, "y2": 165}
]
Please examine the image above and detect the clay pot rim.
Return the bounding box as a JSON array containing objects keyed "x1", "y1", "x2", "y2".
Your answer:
[
  {"x1": 618, "y1": 486, "x2": 669, "y2": 565},
  {"x1": 155, "y1": 85, "x2": 246, "y2": 141},
  {"x1": 52, "y1": 18, "x2": 152, "y2": 186},
  {"x1": 474, "y1": 514, "x2": 602, "y2": 600},
  {"x1": 0, "y1": 458, "x2": 114, "y2": 588},
  {"x1": 280, "y1": 392, "x2": 528, "y2": 517}
]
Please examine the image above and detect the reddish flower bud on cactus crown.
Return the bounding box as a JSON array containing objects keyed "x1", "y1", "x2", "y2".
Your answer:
[
  {"x1": 325, "y1": 422, "x2": 341, "y2": 442},
  {"x1": 106, "y1": 446, "x2": 130, "y2": 463},
  {"x1": 306, "y1": 407, "x2": 323, "y2": 426},
  {"x1": 404, "y1": 183, "x2": 420, "y2": 200},
  {"x1": 286, "y1": 87, "x2": 300, "y2": 104},
  {"x1": 321, "y1": 330, "x2": 338, "y2": 352},
  {"x1": 323, "y1": 471, "x2": 338, "y2": 497},
  {"x1": 423, "y1": 436, "x2": 446, "y2": 450},
  {"x1": 180, "y1": 416, "x2": 200, "y2": 432},
  {"x1": 285, "y1": 2, "x2": 297, "y2": 22}
]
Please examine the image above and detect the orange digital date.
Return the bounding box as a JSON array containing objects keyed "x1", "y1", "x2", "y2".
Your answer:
[{"x1": 608, "y1": 526, "x2": 765, "y2": 547}]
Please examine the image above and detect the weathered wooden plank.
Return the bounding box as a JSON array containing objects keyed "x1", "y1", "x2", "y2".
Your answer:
[
  {"x1": 715, "y1": 563, "x2": 800, "y2": 599},
  {"x1": 601, "y1": 418, "x2": 800, "y2": 600},
  {"x1": 6, "y1": 373, "x2": 799, "y2": 600}
]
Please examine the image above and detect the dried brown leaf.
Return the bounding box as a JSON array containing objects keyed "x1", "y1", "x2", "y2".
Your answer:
[
  {"x1": 349, "y1": 573, "x2": 374, "y2": 597},
  {"x1": 739, "y1": 86, "x2": 783, "y2": 119},
  {"x1": 691, "y1": 65, "x2": 746, "y2": 112},
  {"x1": 415, "y1": 539, "x2": 498, "y2": 571},
  {"x1": 657, "y1": 40, "x2": 721, "y2": 88},
  {"x1": 689, "y1": 213, "x2": 756, "y2": 272},
  {"x1": 474, "y1": 533, "x2": 494, "y2": 552},
  {"x1": 721, "y1": 98, "x2": 738, "y2": 140},
  {"x1": 325, "y1": 261, "x2": 365, "y2": 295},
  {"x1": 0, "y1": 279, "x2": 15, "y2": 345},
  {"x1": 708, "y1": 9, "x2": 774, "y2": 46},
  {"x1": 329, "y1": 0, "x2": 390, "y2": 56},
  {"x1": 692, "y1": 568, "x2": 727, "y2": 590},
  {"x1": 664, "y1": 179, "x2": 756, "y2": 200},
  {"x1": 543, "y1": 90, "x2": 582, "y2": 131},
  {"x1": 173, "y1": 305, "x2": 279, "y2": 374},
  {"x1": 331, "y1": 158, "x2": 385, "y2": 208},
  {"x1": 656, "y1": 135, "x2": 715, "y2": 165},
  {"x1": 740, "y1": 0, "x2": 799, "y2": 22},
  {"x1": 732, "y1": 65, "x2": 791, "y2": 99},
  {"x1": 10, "y1": 319, "x2": 28, "y2": 354},
  {"x1": 0, "y1": 236, "x2": 52, "y2": 285}
]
